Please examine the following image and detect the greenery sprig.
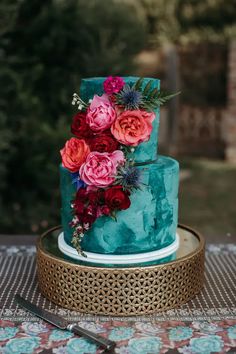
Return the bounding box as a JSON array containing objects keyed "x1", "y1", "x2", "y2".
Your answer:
[
  {"x1": 71, "y1": 229, "x2": 87, "y2": 258},
  {"x1": 133, "y1": 78, "x2": 181, "y2": 112}
]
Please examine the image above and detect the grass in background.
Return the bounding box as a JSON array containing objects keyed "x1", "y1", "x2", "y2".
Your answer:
[{"x1": 179, "y1": 158, "x2": 236, "y2": 240}]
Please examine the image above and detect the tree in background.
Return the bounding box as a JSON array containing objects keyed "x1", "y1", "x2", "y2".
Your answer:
[
  {"x1": 2, "y1": 0, "x2": 236, "y2": 234},
  {"x1": 0, "y1": 0, "x2": 147, "y2": 233},
  {"x1": 139, "y1": 0, "x2": 236, "y2": 45},
  {"x1": 137, "y1": 0, "x2": 236, "y2": 107}
]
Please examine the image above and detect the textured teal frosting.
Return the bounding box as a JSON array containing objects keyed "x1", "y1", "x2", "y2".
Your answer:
[
  {"x1": 80, "y1": 77, "x2": 160, "y2": 163},
  {"x1": 60, "y1": 156, "x2": 179, "y2": 255},
  {"x1": 60, "y1": 76, "x2": 179, "y2": 263}
]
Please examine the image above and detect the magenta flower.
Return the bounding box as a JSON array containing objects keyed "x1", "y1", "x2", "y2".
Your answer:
[{"x1": 103, "y1": 76, "x2": 125, "y2": 95}]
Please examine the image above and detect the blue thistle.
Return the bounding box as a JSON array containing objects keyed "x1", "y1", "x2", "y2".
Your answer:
[
  {"x1": 115, "y1": 163, "x2": 142, "y2": 191},
  {"x1": 116, "y1": 84, "x2": 143, "y2": 110},
  {"x1": 70, "y1": 172, "x2": 86, "y2": 191}
]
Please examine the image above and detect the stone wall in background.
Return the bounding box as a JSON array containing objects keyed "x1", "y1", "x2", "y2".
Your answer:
[
  {"x1": 177, "y1": 105, "x2": 225, "y2": 158},
  {"x1": 136, "y1": 43, "x2": 231, "y2": 158}
]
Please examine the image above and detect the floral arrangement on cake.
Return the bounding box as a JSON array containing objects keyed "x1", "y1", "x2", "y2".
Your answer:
[{"x1": 60, "y1": 77, "x2": 178, "y2": 256}]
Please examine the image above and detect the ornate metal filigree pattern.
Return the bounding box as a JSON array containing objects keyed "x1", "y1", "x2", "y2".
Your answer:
[{"x1": 36, "y1": 225, "x2": 205, "y2": 316}]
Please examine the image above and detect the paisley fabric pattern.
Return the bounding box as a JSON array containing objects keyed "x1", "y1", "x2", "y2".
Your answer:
[
  {"x1": 0, "y1": 327, "x2": 18, "y2": 341},
  {"x1": 3, "y1": 337, "x2": 40, "y2": 353},
  {"x1": 185, "y1": 335, "x2": 224, "y2": 353},
  {"x1": 227, "y1": 324, "x2": 236, "y2": 339},
  {"x1": 169, "y1": 326, "x2": 193, "y2": 341},
  {"x1": 49, "y1": 329, "x2": 74, "y2": 342},
  {"x1": 108, "y1": 326, "x2": 135, "y2": 341},
  {"x1": 0, "y1": 319, "x2": 236, "y2": 353}
]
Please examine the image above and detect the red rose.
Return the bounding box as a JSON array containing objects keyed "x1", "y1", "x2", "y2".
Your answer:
[
  {"x1": 100, "y1": 205, "x2": 110, "y2": 215},
  {"x1": 71, "y1": 112, "x2": 94, "y2": 139},
  {"x1": 105, "y1": 186, "x2": 131, "y2": 211},
  {"x1": 88, "y1": 132, "x2": 119, "y2": 153}
]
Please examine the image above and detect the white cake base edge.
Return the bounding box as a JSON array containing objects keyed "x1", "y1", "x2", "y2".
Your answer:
[{"x1": 58, "y1": 232, "x2": 179, "y2": 265}]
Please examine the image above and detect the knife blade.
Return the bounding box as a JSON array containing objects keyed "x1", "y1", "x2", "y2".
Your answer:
[{"x1": 15, "y1": 294, "x2": 116, "y2": 351}]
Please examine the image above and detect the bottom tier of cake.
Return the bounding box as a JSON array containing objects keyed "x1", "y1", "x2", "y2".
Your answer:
[{"x1": 60, "y1": 155, "x2": 179, "y2": 256}]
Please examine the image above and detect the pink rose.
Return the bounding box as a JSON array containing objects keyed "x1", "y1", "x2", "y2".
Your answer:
[
  {"x1": 60, "y1": 138, "x2": 90, "y2": 172},
  {"x1": 79, "y1": 150, "x2": 125, "y2": 187},
  {"x1": 86, "y1": 94, "x2": 117, "y2": 133},
  {"x1": 103, "y1": 76, "x2": 125, "y2": 94},
  {"x1": 111, "y1": 109, "x2": 155, "y2": 146}
]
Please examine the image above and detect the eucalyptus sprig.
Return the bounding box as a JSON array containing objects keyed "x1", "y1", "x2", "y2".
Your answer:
[{"x1": 71, "y1": 229, "x2": 87, "y2": 258}]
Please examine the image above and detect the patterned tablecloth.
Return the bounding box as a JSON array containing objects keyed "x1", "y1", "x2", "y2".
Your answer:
[{"x1": 0, "y1": 243, "x2": 236, "y2": 353}]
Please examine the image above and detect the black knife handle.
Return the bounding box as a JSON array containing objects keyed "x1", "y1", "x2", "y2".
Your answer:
[{"x1": 67, "y1": 324, "x2": 116, "y2": 351}]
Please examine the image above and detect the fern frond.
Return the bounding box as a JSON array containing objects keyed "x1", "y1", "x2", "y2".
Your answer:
[
  {"x1": 141, "y1": 91, "x2": 181, "y2": 111},
  {"x1": 143, "y1": 80, "x2": 153, "y2": 96},
  {"x1": 133, "y1": 77, "x2": 144, "y2": 91},
  {"x1": 148, "y1": 87, "x2": 159, "y2": 99}
]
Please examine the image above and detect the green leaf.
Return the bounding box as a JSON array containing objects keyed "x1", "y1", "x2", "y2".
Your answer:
[
  {"x1": 149, "y1": 87, "x2": 159, "y2": 99},
  {"x1": 159, "y1": 91, "x2": 181, "y2": 103},
  {"x1": 133, "y1": 77, "x2": 143, "y2": 91},
  {"x1": 141, "y1": 90, "x2": 181, "y2": 110},
  {"x1": 143, "y1": 80, "x2": 153, "y2": 96}
]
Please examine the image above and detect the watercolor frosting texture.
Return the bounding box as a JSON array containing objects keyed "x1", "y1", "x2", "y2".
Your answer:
[{"x1": 60, "y1": 77, "x2": 179, "y2": 257}]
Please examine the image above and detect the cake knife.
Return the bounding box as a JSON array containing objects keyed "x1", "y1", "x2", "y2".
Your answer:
[{"x1": 15, "y1": 294, "x2": 116, "y2": 351}]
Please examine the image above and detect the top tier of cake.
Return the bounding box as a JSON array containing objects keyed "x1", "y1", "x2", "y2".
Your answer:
[{"x1": 80, "y1": 77, "x2": 160, "y2": 164}]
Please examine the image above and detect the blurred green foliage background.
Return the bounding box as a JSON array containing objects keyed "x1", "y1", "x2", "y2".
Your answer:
[{"x1": 1, "y1": 0, "x2": 236, "y2": 235}]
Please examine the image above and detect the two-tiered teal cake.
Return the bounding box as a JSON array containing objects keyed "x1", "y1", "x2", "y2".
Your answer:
[{"x1": 59, "y1": 77, "x2": 179, "y2": 266}]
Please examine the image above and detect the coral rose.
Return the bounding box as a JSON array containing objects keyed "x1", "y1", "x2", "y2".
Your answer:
[
  {"x1": 105, "y1": 186, "x2": 131, "y2": 211},
  {"x1": 60, "y1": 138, "x2": 90, "y2": 173},
  {"x1": 79, "y1": 151, "x2": 125, "y2": 188},
  {"x1": 71, "y1": 111, "x2": 93, "y2": 139},
  {"x1": 111, "y1": 109, "x2": 155, "y2": 146},
  {"x1": 88, "y1": 132, "x2": 119, "y2": 153},
  {"x1": 86, "y1": 94, "x2": 116, "y2": 133},
  {"x1": 103, "y1": 76, "x2": 125, "y2": 95}
]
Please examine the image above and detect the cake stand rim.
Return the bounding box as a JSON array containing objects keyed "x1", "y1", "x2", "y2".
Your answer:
[{"x1": 37, "y1": 223, "x2": 205, "y2": 271}]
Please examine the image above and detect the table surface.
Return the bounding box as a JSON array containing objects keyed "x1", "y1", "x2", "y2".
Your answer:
[{"x1": 0, "y1": 235, "x2": 236, "y2": 354}]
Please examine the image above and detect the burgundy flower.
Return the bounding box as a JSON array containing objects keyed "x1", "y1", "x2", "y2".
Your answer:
[
  {"x1": 74, "y1": 199, "x2": 85, "y2": 216},
  {"x1": 73, "y1": 188, "x2": 88, "y2": 216},
  {"x1": 82, "y1": 205, "x2": 97, "y2": 225},
  {"x1": 76, "y1": 188, "x2": 87, "y2": 203},
  {"x1": 71, "y1": 111, "x2": 94, "y2": 139},
  {"x1": 88, "y1": 132, "x2": 119, "y2": 153},
  {"x1": 100, "y1": 205, "x2": 110, "y2": 215},
  {"x1": 87, "y1": 191, "x2": 99, "y2": 204},
  {"x1": 105, "y1": 186, "x2": 131, "y2": 211}
]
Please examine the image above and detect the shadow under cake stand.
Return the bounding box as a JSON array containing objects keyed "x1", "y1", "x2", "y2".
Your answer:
[{"x1": 36, "y1": 224, "x2": 205, "y2": 316}]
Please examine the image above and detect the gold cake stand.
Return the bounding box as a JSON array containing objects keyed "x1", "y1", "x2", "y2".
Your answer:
[{"x1": 36, "y1": 224, "x2": 205, "y2": 316}]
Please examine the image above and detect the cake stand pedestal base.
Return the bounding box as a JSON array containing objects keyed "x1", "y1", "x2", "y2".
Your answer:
[{"x1": 36, "y1": 224, "x2": 205, "y2": 316}]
